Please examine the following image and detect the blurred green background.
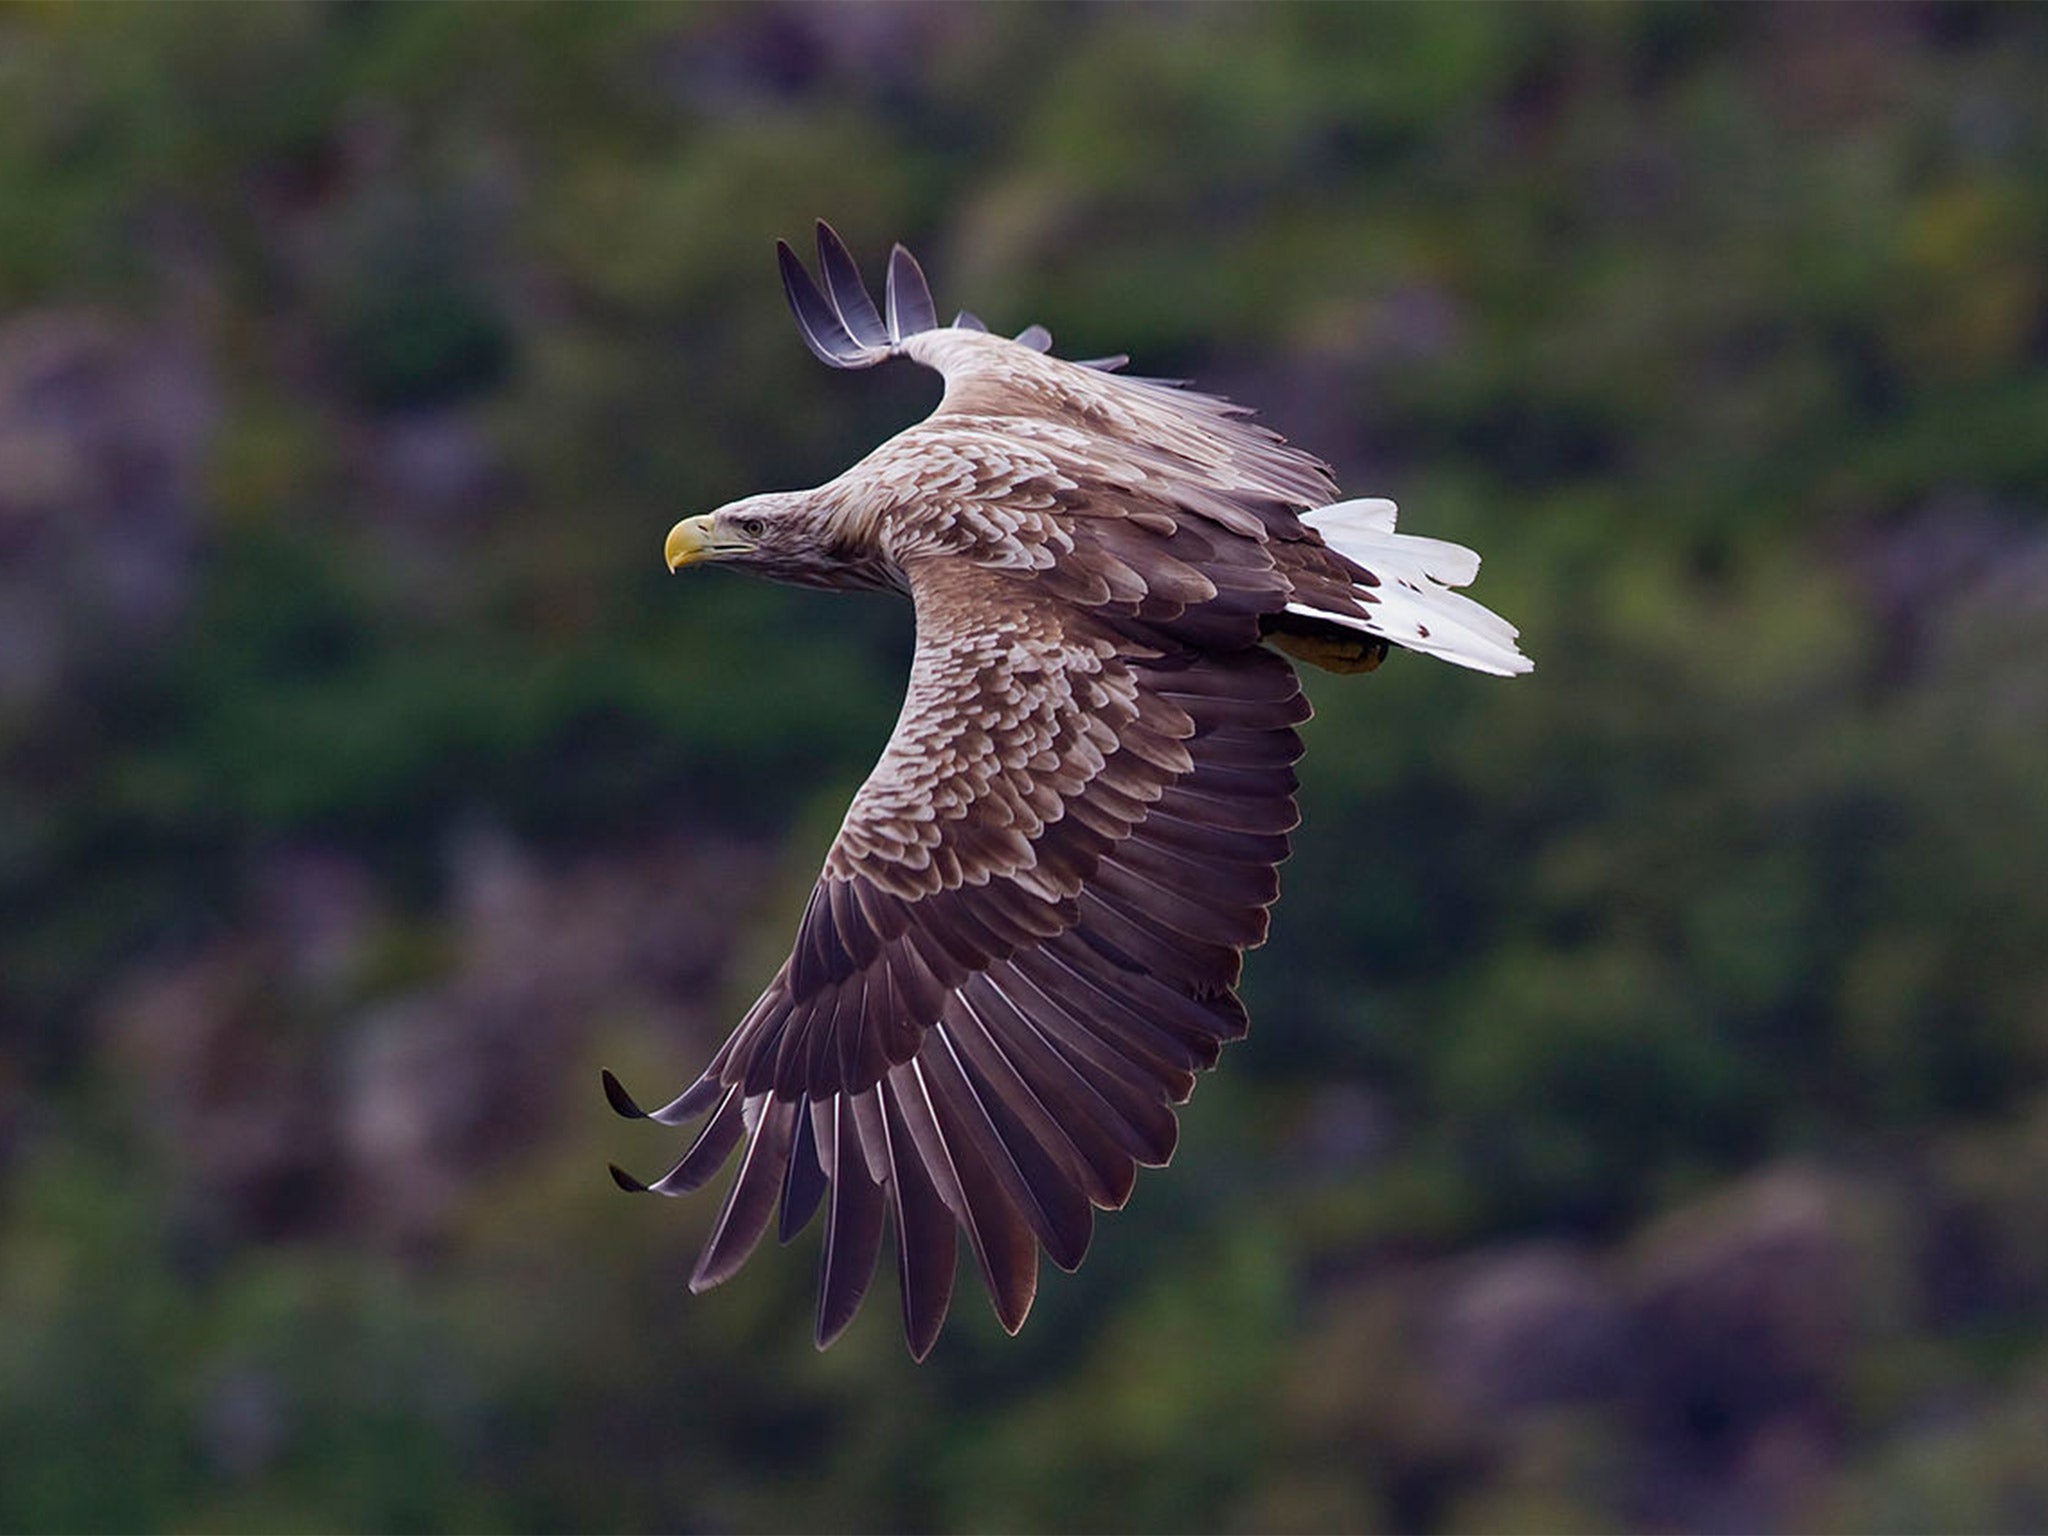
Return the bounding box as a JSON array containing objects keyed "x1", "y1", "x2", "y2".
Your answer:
[{"x1": 4, "y1": 4, "x2": 2047, "y2": 1531}]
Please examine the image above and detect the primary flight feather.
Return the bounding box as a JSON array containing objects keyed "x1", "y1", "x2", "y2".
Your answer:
[{"x1": 605, "y1": 222, "x2": 1530, "y2": 1360}]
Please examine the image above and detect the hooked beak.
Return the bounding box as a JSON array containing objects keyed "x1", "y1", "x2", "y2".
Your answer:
[
  {"x1": 665, "y1": 515, "x2": 713, "y2": 571},
  {"x1": 664, "y1": 514, "x2": 754, "y2": 571}
]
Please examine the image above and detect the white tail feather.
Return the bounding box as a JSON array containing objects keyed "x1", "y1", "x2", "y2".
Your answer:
[{"x1": 1295, "y1": 498, "x2": 1532, "y2": 677}]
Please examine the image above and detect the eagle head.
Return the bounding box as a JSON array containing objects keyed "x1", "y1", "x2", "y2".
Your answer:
[{"x1": 665, "y1": 490, "x2": 887, "y2": 590}]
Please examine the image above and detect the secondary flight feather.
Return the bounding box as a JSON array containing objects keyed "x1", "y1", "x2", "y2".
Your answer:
[{"x1": 605, "y1": 222, "x2": 1531, "y2": 1359}]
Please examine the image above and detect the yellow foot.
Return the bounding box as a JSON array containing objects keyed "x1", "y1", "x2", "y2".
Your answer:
[{"x1": 1267, "y1": 630, "x2": 1388, "y2": 674}]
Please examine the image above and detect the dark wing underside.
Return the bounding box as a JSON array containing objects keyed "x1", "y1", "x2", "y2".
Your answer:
[{"x1": 608, "y1": 564, "x2": 1309, "y2": 1358}]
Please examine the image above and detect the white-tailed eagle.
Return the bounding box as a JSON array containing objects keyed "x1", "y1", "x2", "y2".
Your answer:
[{"x1": 605, "y1": 223, "x2": 1530, "y2": 1359}]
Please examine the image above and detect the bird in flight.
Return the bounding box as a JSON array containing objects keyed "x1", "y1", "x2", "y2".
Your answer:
[{"x1": 605, "y1": 223, "x2": 1530, "y2": 1359}]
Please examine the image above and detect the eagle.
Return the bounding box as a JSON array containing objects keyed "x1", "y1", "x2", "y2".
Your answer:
[{"x1": 604, "y1": 223, "x2": 1530, "y2": 1359}]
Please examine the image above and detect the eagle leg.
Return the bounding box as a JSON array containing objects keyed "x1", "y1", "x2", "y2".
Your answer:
[{"x1": 1262, "y1": 617, "x2": 1389, "y2": 674}]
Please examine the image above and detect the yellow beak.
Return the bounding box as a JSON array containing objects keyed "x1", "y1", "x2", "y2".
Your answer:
[{"x1": 665, "y1": 514, "x2": 716, "y2": 571}]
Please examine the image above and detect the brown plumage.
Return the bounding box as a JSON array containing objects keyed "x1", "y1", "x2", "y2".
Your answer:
[{"x1": 606, "y1": 223, "x2": 1531, "y2": 1359}]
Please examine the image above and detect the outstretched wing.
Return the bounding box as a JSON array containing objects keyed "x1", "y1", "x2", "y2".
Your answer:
[
  {"x1": 609, "y1": 560, "x2": 1308, "y2": 1358},
  {"x1": 777, "y1": 221, "x2": 1332, "y2": 513},
  {"x1": 777, "y1": 221, "x2": 1131, "y2": 375},
  {"x1": 777, "y1": 220, "x2": 1527, "y2": 677}
]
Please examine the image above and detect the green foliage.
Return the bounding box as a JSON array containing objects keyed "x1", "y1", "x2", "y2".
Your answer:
[{"x1": 3, "y1": 4, "x2": 2047, "y2": 1531}]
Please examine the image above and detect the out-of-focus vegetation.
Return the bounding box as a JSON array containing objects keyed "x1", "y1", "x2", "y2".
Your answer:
[{"x1": 3, "y1": 4, "x2": 2046, "y2": 1531}]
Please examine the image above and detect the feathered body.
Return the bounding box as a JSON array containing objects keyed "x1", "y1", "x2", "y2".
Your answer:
[{"x1": 610, "y1": 225, "x2": 1529, "y2": 1359}]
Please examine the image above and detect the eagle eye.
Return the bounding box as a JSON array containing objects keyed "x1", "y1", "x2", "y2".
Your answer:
[{"x1": 736, "y1": 515, "x2": 767, "y2": 539}]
